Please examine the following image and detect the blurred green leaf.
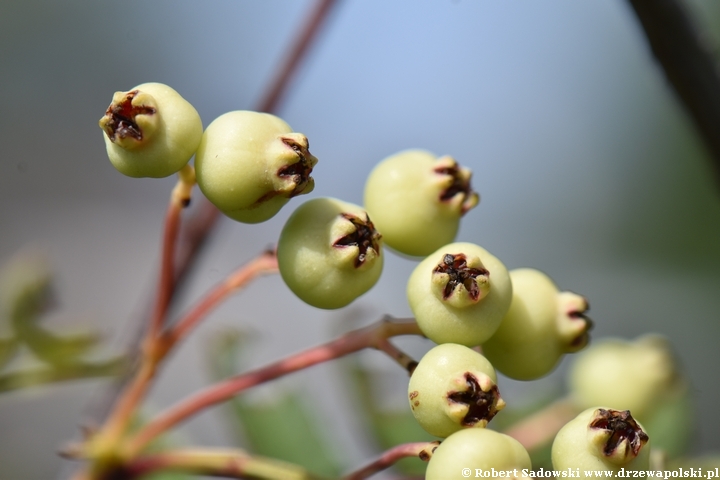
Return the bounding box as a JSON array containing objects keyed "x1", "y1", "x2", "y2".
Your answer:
[
  {"x1": 207, "y1": 329, "x2": 341, "y2": 478},
  {"x1": 0, "y1": 337, "x2": 18, "y2": 370},
  {"x1": 643, "y1": 388, "x2": 694, "y2": 459},
  {"x1": 12, "y1": 321, "x2": 101, "y2": 366}
]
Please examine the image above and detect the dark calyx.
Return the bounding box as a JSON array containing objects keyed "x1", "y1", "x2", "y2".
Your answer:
[
  {"x1": 102, "y1": 90, "x2": 156, "y2": 142},
  {"x1": 433, "y1": 253, "x2": 488, "y2": 300},
  {"x1": 333, "y1": 213, "x2": 382, "y2": 268},
  {"x1": 590, "y1": 409, "x2": 649, "y2": 457},
  {"x1": 447, "y1": 373, "x2": 502, "y2": 426}
]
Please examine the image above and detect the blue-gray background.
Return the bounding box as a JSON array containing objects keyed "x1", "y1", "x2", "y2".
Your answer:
[{"x1": 1, "y1": 1, "x2": 720, "y2": 478}]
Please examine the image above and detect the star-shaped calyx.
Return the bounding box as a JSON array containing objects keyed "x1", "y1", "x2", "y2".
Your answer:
[
  {"x1": 333, "y1": 213, "x2": 382, "y2": 268},
  {"x1": 447, "y1": 373, "x2": 505, "y2": 427},
  {"x1": 100, "y1": 90, "x2": 156, "y2": 143},
  {"x1": 432, "y1": 253, "x2": 490, "y2": 305},
  {"x1": 589, "y1": 409, "x2": 649, "y2": 462},
  {"x1": 434, "y1": 156, "x2": 479, "y2": 215},
  {"x1": 277, "y1": 135, "x2": 318, "y2": 197}
]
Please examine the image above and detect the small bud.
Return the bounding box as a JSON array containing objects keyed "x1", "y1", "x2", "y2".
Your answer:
[
  {"x1": 277, "y1": 198, "x2": 383, "y2": 309},
  {"x1": 569, "y1": 335, "x2": 681, "y2": 422},
  {"x1": 195, "y1": 111, "x2": 317, "y2": 223},
  {"x1": 407, "y1": 243, "x2": 512, "y2": 346},
  {"x1": 425, "y1": 429, "x2": 531, "y2": 480},
  {"x1": 483, "y1": 269, "x2": 592, "y2": 380},
  {"x1": 408, "y1": 343, "x2": 505, "y2": 438},
  {"x1": 364, "y1": 149, "x2": 479, "y2": 257},
  {"x1": 552, "y1": 407, "x2": 650, "y2": 472},
  {"x1": 99, "y1": 83, "x2": 202, "y2": 178}
]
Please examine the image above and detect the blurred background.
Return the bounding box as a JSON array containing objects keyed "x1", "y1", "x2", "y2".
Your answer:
[{"x1": 1, "y1": 0, "x2": 720, "y2": 478}]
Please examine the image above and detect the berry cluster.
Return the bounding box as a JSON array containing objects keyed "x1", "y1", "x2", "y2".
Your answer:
[{"x1": 93, "y1": 82, "x2": 693, "y2": 479}]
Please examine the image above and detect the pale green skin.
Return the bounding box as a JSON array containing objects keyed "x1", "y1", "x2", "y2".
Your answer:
[
  {"x1": 195, "y1": 111, "x2": 313, "y2": 224},
  {"x1": 569, "y1": 336, "x2": 678, "y2": 422},
  {"x1": 408, "y1": 343, "x2": 499, "y2": 438},
  {"x1": 426, "y1": 428, "x2": 531, "y2": 480},
  {"x1": 364, "y1": 149, "x2": 471, "y2": 257},
  {"x1": 483, "y1": 269, "x2": 580, "y2": 380},
  {"x1": 101, "y1": 82, "x2": 203, "y2": 178},
  {"x1": 277, "y1": 198, "x2": 383, "y2": 309},
  {"x1": 407, "y1": 242, "x2": 512, "y2": 347},
  {"x1": 552, "y1": 407, "x2": 650, "y2": 473}
]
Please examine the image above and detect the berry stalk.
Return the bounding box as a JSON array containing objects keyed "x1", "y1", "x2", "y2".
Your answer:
[
  {"x1": 127, "y1": 317, "x2": 423, "y2": 455},
  {"x1": 342, "y1": 441, "x2": 439, "y2": 480},
  {"x1": 164, "y1": 250, "x2": 279, "y2": 351}
]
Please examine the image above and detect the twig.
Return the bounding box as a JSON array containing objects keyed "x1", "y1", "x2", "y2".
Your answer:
[
  {"x1": 124, "y1": 448, "x2": 323, "y2": 480},
  {"x1": 627, "y1": 0, "x2": 720, "y2": 183},
  {"x1": 502, "y1": 397, "x2": 578, "y2": 451},
  {"x1": 127, "y1": 317, "x2": 422, "y2": 455},
  {"x1": 149, "y1": 165, "x2": 195, "y2": 339},
  {"x1": 163, "y1": 250, "x2": 278, "y2": 350},
  {"x1": 257, "y1": 0, "x2": 340, "y2": 114},
  {"x1": 343, "y1": 442, "x2": 439, "y2": 480}
]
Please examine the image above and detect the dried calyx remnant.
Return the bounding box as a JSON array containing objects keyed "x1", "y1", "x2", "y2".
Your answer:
[
  {"x1": 434, "y1": 158, "x2": 479, "y2": 214},
  {"x1": 433, "y1": 253, "x2": 489, "y2": 301},
  {"x1": 101, "y1": 90, "x2": 156, "y2": 142},
  {"x1": 278, "y1": 136, "x2": 317, "y2": 197},
  {"x1": 333, "y1": 213, "x2": 382, "y2": 267},
  {"x1": 568, "y1": 297, "x2": 593, "y2": 348},
  {"x1": 590, "y1": 409, "x2": 649, "y2": 457},
  {"x1": 447, "y1": 373, "x2": 503, "y2": 426}
]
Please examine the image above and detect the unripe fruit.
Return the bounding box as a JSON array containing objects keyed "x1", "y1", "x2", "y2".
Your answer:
[
  {"x1": 552, "y1": 407, "x2": 650, "y2": 472},
  {"x1": 483, "y1": 269, "x2": 592, "y2": 380},
  {"x1": 99, "y1": 83, "x2": 203, "y2": 178},
  {"x1": 407, "y1": 243, "x2": 512, "y2": 346},
  {"x1": 195, "y1": 111, "x2": 317, "y2": 223},
  {"x1": 425, "y1": 428, "x2": 531, "y2": 480},
  {"x1": 408, "y1": 343, "x2": 505, "y2": 438},
  {"x1": 364, "y1": 149, "x2": 479, "y2": 257},
  {"x1": 569, "y1": 335, "x2": 680, "y2": 422},
  {"x1": 277, "y1": 198, "x2": 383, "y2": 309}
]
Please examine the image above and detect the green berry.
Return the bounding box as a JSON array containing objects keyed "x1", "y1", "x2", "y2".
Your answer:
[
  {"x1": 407, "y1": 242, "x2": 512, "y2": 346},
  {"x1": 195, "y1": 110, "x2": 317, "y2": 223},
  {"x1": 425, "y1": 428, "x2": 531, "y2": 480},
  {"x1": 552, "y1": 407, "x2": 650, "y2": 472},
  {"x1": 99, "y1": 82, "x2": 203, "y2": 178},
  {"x1": 408, "y1": 343, "x2": 505, "y2": 438},
  {"x1": 569, "y1": 335, "x2": 681, "y2": 422},
  {"x1": 364, "y1": 149, "x2": 479, "y2": 257},
  {"x1": 277, "y1": 197, "x2": 383, "y2": 309},
  {"x1": 483, "y1": 268, "x2": 592, "y2": 380}
]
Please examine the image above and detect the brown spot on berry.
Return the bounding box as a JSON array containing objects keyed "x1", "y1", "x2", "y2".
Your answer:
[
  {"x1": 333, "y1": 213, "x2": 382, "y2": 267},
  {"x1": 102, "y1": 90, "x2": 156, "y2": 142},
  {"x1": 433, "y1": 253, "x2": 489, "y2": 301},
  {"x1": 414, "y1": 401, "x2": 420, "y2": 407},
  {"x1": 589, "y1": 409, "x2": 649, "y2": 457},
  {"x1": 409, "y1": 391, "x2": 419, "y2": 400},
  {"x1": 447, "y1": 373, "x2": 503, "y2": 426}
]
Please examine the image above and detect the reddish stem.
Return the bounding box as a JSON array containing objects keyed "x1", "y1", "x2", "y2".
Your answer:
[
  {"x1": 502, "y1": 397, "x2": 578, "y2": 450},
  {"x1": 257, "y1": 0, "x2": 340, "y2": 113},
  {"x1": 128, "y1": 318, "x2": 422, "y2": 455},
  {"x1": 343, "y1": 442, "x2": 439, "y2": 480},
  {"x1": 148, "y1": 198, "x2": 182, "y2": 339},
  {"x1": 164, "y1": 251, "x2": 278, "y2": 351}
]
